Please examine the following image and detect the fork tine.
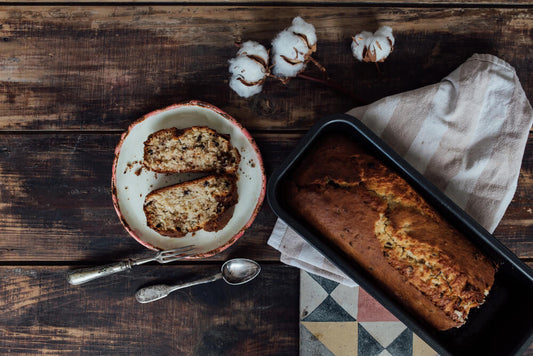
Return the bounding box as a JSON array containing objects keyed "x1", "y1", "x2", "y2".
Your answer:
[
  {"x1": 158, "y1": 252, "x2": 194, "y2": 263},
  {"x1": 159, "y1": 245, "x2": 196, "y2": 256},
  {"x1": 157, "y1": 245, "x2": 196, "y2": 263}
]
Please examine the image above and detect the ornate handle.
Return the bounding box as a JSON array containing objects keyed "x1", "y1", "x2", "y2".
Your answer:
[
  {"x1": 67, "y1": 261, "x2": 133, "y2": 285},
  {"x1": 135, "y1": 273, "x2": 224, "y2": 303}
]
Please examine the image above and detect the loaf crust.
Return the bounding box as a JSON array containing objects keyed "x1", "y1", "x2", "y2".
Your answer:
[
  {"x1": 144, "y1": 174, "x2": 238, "y2": 237},
  {"x1": 288, "y1": 133, "x2": 496, "y2": 330},
  {"x1": 143, "y1": 126, "x2": 241, "y2": 174}
]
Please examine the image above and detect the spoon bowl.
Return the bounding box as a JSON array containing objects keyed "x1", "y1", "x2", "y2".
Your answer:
[{"x1": 221, "y1": 258, "x2": 261, "y2": 285}]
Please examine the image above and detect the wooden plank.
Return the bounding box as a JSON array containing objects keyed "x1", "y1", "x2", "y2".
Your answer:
[
  {"x1": 0, "y1": 6, "x2": 531, "y2": 131},
  {"x1": 0, "y1": 132, "x2": 531, "y2": 261},
  {"x1": 0, "y1": 264, "x2": 299, "y2": 355},
  {"x1": 4, "y1": 0, "x2": 533, "y2": 5}
]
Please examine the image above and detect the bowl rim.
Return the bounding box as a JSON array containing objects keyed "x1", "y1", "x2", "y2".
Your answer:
[{"x1": 111, "y1": 100, "x2": 266, "y2": 258}]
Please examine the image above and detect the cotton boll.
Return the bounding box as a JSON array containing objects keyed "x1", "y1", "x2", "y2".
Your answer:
[
  {"x1": 236, "y1": 40, "x2": 269, "y2": 64},
  {"x1": 271, "y1": 30, "x2": 308, "y2": 77},
  {"x1": 288, "y1": 16, "x2": 317, "y2": 48},
  {"x1": 271, "y1": 17, "x2": 318, "y2": 78},
  {"x1": 351, "y1": 26, "x2": 395, "y2": 63},
  {"x1": 351, "y1": 31, "x2": 373, "y2": 62},
  {"x1": 367, "y1": 36, "x2": 393, "y2": 62},
  {"x1": 272, "y1": 30, "x2": 310, "y2": 64},
  {"x1": 229, "y1": 56, "x2": 267, "y2": 83},
  {"x1": 229, "y1": 76, "x2": 264, "y2": 98},
  {"x1": 272, "y1": 54, "x2": 305, "y2": 78},
  {"x1": 374, "y1": 26, "x2": 395, "y2": 47},
  {"x1": 228, "y1": 41, "x2": 269, "y2": 98}
]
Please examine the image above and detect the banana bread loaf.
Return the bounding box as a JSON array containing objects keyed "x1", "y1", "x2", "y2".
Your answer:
[
  {"x1": 144, "y1": 126, "x2": 240, "y2": 174},
  {"x1": 287, "y1": 133, "x2": 496, "y2": 331},
  {"x1": 144, "y1": 174, "x2": 238, "y2": 237}
]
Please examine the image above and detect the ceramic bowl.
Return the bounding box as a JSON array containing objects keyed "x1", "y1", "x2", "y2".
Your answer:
[{"x1": 111, "y1": 101, "x2": 266, "y2": 258}]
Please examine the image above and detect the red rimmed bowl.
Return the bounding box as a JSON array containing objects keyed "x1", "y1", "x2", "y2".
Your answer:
[{"x1": 111, "y1": 100, "x2": 266, "y2": 258}]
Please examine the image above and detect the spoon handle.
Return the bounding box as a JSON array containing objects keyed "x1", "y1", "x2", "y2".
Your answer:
[{"x1": 135, "y1": 272, "x2": 223, "y2": 303}]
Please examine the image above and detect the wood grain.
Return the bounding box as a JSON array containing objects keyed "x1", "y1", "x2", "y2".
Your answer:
[
  {"x1": 6, "y1": 0, "x2": 533, "y2": 4},
  {"x1": 0, "y1": 132, "x2": 531, "y2": 261},
  {"x1": 0, "y1": 6, "x2": 531, "y2": 131},
  {"x1": 0, "y1": 264, "x2": 299, "y2": 355}
]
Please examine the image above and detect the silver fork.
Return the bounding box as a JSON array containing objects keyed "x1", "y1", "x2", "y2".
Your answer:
[{"x1": 66, "y1": 245, "x2": 196, "y2": 285}]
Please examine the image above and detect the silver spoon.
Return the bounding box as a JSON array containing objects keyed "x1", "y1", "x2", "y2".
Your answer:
[{"x1": 135, "y1": 258, "x2": 261, "y2": 303}]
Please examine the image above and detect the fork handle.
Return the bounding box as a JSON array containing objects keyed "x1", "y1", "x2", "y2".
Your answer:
[{"x1": 67, "y1": 260, "x2": 133, "y2": 285}]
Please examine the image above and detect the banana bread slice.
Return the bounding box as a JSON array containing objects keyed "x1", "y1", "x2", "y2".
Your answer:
[
  {"x1": 144, "y1": 126, "x2": 241, "y2": 174},
  {"x1": 143, "y1": 174, "x2": 238, "y2": 237}
]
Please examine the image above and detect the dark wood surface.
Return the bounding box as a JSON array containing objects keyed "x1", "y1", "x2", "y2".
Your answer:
[
  {"x1": 0, "y1": 265, "x2": 299, "y2": 355},
  {"x1": 0, "y1": 2, "x2": 531, "y2": 355}
]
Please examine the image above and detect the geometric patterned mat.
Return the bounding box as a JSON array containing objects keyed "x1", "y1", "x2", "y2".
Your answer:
[{"x1": 300, "y1": 271, "x2": 439, "y2": 356}]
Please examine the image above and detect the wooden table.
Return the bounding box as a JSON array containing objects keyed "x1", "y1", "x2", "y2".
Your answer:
[{"x1": 0, "y1": 1, "x2": 531, "y2": 355}]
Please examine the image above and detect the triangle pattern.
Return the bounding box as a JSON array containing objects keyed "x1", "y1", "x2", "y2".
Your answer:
[
  {"x1": 377, "y1": 350, "x2": 393, "y2": 356},
  {"x1": 300, "y1": 271, "x2": 329, "y2": 319},
  {"x1": 357, "y1": 288, "x2": 398, "y2": 322},
  {"x1": 303, "y1": 295, "x2": 357, "y2": 322},
  {"x1": 359, "y1": 321, "x2": 407, "y2": 348},
  {"x1": 358, "y1": 323, "x2": 385, "y2": 356},
  {"x1": 301, "y1": 321, "x2": 358, "y2": 356},
  {"x1": 300, "y1": 323, "x2": 335, "y2": 356},
  {"x1": 330, "y1": 283, "x2": 359, "y2": 320},
  {"x1": 387, "y1": 328, "x2": 413, "y2": 356},
  {"x1": 413, "y1": 333, "x2": 438, "y2": 356},
  {"x1": 309, "y1": 273, "x2": 340, "y2": 294}
]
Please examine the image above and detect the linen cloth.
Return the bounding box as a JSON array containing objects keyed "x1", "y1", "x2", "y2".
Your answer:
[{"x1": 268, "y1": 53, "x2": 533, "y2": 286}]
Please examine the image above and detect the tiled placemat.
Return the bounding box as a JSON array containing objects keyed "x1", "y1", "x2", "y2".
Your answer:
[{"x1": 300, "y1": 271, "x2": 438, "y2": 356}]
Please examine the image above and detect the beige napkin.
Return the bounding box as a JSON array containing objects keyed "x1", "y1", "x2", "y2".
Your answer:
[{"x1": 268, "y1": 53, "x2": 533, "y2": 286}]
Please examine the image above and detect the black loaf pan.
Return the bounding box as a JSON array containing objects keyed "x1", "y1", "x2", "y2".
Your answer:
[{"x1": 267, "y1": 114, "x2": 533, "y2": 356}]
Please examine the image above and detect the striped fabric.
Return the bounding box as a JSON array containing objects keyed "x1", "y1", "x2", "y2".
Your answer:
[{"x1": 267, "y1": 54, "x2": 533, "y2": 285}]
